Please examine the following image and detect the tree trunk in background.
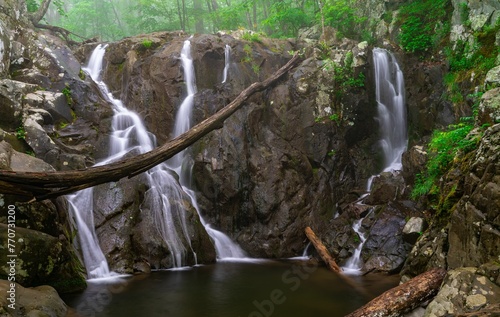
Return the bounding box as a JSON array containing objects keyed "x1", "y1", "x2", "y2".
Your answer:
[
  {"x1": 176, "y1": 0, "x2": 185, "y2": 31},
  {"x1": 318, "y1": 0, "x2": 325, "y2": 38},
  {"x1": 252, "y1": 1, "x2": 257, "y2": 29},
  {"x1": 109, "y1": 0, "x2": 125, "y2": 32},
  {"x1": 194, "y1": 0, "x2": 204, "y2": 33},
  {"x1": 29, "y1": 0, "x2": 52, "y2": 24}
]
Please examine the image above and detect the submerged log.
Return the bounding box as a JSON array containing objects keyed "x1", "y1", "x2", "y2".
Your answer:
[
  {"x1": 0, "y1": 53, "x2": 300, "y2": 201},
  {"x1": 304, "y1": 226, "x2": 341, "y2": 272},
  {"x1": 345, "y1": 267, "x2": 447, "y2": 317}
]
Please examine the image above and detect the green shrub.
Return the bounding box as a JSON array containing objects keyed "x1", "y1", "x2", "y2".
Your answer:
[
  {"x1": 411, "y1": 122, "x2": 477, "y2": 199},
  {"x1": 397, "y1": 0, "x2": 450, "y2": 53},
  {"x1": 16, "y1": 126, "x2": 27, "y2": 140},
  {"x1": 142, "y1": 39, "x2": 153, "y2": 49},
  {"x1": 241, "y1": 31, "x2": 262, "y2": 43}
]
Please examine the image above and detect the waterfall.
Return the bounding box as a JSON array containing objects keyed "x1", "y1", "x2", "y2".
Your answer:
[
  {"x1": 372, "y1": 48, "x2": 407, "y2": 172},
  {"x1": 342, "y1": 48, "x2": 406, "y2": 274},
  {"x1": 171, "y1": 39, "x2": 246, "y2": 260},
  {"x1": 68, "y1": 44, "x2": 196, "y2": 278},
  {"x1": 222, "y1": 44, "x2": 231, "y2": 84}
]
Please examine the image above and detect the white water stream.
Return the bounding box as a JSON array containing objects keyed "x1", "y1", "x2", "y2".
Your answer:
[
  {"x1": 222, "y1": 44, "x2": 231, "y2": 84},
  {"x1": 373, "y1": 48, "x2": 407, "y2": 172},
  {"x1": 171, "y1": 40, "x2": 246, "y2": 259},
  {"x1": 342, "y1": 48, "x2": 407, "y2": 273}
]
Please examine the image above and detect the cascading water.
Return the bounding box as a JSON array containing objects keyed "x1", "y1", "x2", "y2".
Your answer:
[
  {"x1": 222, "y1": 44, "x2": 231, "y2": 84},
  {"x1": 342, "y1": 48, "x2": 407, "y2": 273},
  {"x1": 68, "y1": 44, "x2": 197, "y2": 278},
  {"x1": 373, "y1": 48, "x2": 407, "y2": 172},
  {"x1": 342, "y1": 219, "x2": 366, "y2": 271},
  {"x1": 171, "y1": 39, "x2": 246, "y2": 259}
]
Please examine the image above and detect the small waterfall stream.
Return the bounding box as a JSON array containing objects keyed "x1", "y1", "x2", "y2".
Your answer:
[
  {"x1": 222, "y1": 44, "x2": 231, "y2": 84},
  {"x1": 342, "y1": 48, "x2": 407, "y2": 273},
  {"x1": 172, "y1": 39, "x2": 246, "y2": 259}
]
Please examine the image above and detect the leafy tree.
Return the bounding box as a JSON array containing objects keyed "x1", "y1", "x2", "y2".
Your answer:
[
  {"x1": 320, "y1": 0, "x2": 366, "y2": 39},
  {"x1": 262, "y1": 0, "x2": 311, "y2": 38}
]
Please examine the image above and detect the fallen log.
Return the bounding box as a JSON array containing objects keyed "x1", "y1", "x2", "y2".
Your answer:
[
  {"x1": 344, "y1": 267, "x2": 447, "y2": 317},
  {"x1": 0, "y1": 53, "x2": 300, "y2": 201},
  {"x1": 304, "y1": 226, "x2": 341, "y2": 272},
  {"x1": 304, "y1": 226, "x2": 369, "y2": 298}
]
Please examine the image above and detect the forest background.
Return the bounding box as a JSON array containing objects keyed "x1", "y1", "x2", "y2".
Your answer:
[{"x1": 27, "y1": 0, "x2": 372, "y2": 42}]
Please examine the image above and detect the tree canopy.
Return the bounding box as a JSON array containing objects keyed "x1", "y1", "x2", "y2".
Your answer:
[{"x1": 28, "y1": 0, "x2": 373, "y2": 41}]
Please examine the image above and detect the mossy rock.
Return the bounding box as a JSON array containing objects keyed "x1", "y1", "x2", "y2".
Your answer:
[{"x1": 0, "y1": 224, "x2": 86, "y2": 293}]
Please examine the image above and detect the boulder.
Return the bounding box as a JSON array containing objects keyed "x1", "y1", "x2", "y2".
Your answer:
[
  {"x1": 0, "y1": 141, "x2": 54, "y2": 173},
  {"x1": 424, "y1": 265, "x2": 500, "y2": 317},
  {"x1": 0, "y1": 280, "x2": 67, "y2": 317},
  {"x1": 0, "y1": 80, "x2": 38, "y2": 131},
  {"x1": 477, "y1": 87, "x2": 500, "y2": 126},
  {"x1": 364, "y1": 171, "x2": 406, "y2": 205},
  {"x1": 402, "y1": 145, "x2": 428, "y2": 185},
  {"x1": 24, "y1": 91, "x2": 73, "y2": 123},
  {"x1": 403, "y1": 217, "x2": 427, "y2": 244},
  {"x1": 362, "y1": 202, "x2": 414, "y2": 273},
  {"x1": 0, "y1": 224, "x2": 86, "y2": 293}
]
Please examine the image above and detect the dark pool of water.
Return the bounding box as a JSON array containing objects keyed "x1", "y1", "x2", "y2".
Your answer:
[{"x1": 62, "y1": 259, "x2": 399, "y2": 317}]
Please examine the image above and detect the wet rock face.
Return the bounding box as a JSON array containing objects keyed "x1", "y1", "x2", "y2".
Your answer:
[
  {"x1": 98, "y1": 31, "x2": 378, "y2": 258},
  {"x1": 92, "y1": 174, "x2": 216, "y2": 273},
  {"x1": 403, "y1": 57, "x2": 456, "y2": 140},
  {"x1": 327, "y1": 199, "x2": 420, "y2": 273}
]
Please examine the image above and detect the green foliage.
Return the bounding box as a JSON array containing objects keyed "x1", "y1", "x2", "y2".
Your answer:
[
  {"x1": 397, "y1": 0, "x2": 450, "y2": 52},
  {"x1": 142, "y1": 39, "x2": 153, "y2": 49},
  {"x1": 328, "y1": 114, "x2": 340, "y2": 123},
  {"x1": 262, "y1": 0, "x2": 311, "y2": 38},
  {"x1": 324, "y1": 51, "x2": 365, "y2": 102},
  {"x1": 214, "y1": 3, "x2": 247, "y2": 31},
  {"x1": 321, "y1": 0, "x2": 366, "y2": 39},
  {"x1": 459, "y1": 2, "x2": 470, "y2": 26},
  {"x1": 443, "y1": 73, "x2": 464, "y2": 103},
  {"x1": 26, "y1": 0, "x2": 39, "y2": 12},
  {"x1": 16, "y1": 126, "x2": 27, "y2": 140},
  {"x1": 78, "y1": 69, "x2": 86, "y2": 80},
  {"x1": 62, "y1": 86, "x2": 73, "y2": 105},
  {"x1": 58, "y1": 0, "x2": 126, "y2": 41},
  {"x1": 241, "y1": 31, "x2": 262, "y2": 43},
  {"x1": 251, "y1": 63, "x2": 260, "y2": 74},
  {"x1": 411, "y1": 122, "x2": 478, "y2": 199}
]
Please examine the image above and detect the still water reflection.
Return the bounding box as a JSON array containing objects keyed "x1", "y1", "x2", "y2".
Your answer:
[{"x1": 63, "y1": 259, "x2": 398, "y2": 317}]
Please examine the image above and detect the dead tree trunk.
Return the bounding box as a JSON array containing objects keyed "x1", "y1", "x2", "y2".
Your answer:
[
  {"x1": 305, "y1": 226, "x2": 341, "y2": 272},
  {"x1": 0, "y1": 53, "x2": 300, "y2": 201},
  {"x1": 345, "y1": 268, "x2": 447, "y2": 317},
  {"x1": 304, "y1": 226, "x2": 369, "y2": 298}
]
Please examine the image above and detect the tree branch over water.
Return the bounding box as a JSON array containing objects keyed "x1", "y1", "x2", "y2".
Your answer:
[{"x1": 0, "y1": 53, "x2": 301, "y2": 201}]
